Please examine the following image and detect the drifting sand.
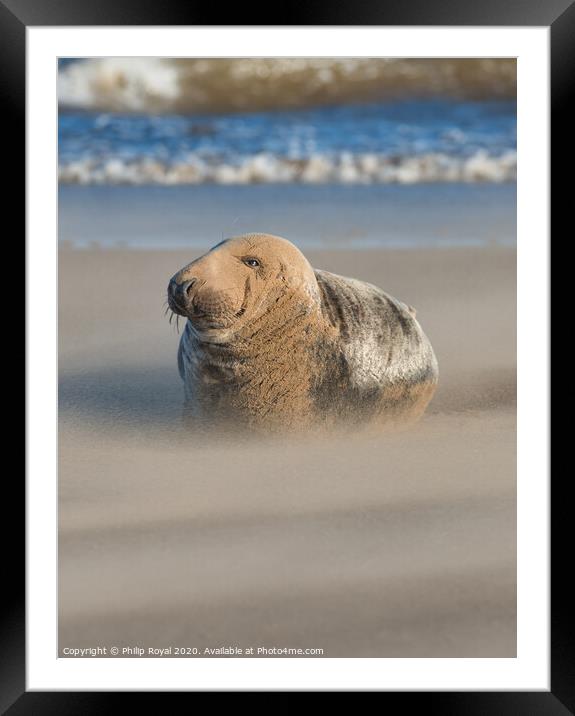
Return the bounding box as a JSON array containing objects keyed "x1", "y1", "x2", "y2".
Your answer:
[{"x1": 59, "y1": 246, "x2": 516, "y2": 657}]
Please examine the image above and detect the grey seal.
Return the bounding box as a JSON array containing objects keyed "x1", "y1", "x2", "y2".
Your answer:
[{"x1": 167, "y1": 233, "x2": 438, "y2": 432}]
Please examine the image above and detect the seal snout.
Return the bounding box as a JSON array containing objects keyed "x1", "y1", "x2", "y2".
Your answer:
[
  {"x1": 168, "y1": 276, "x2": 198, "y2": 315},
  {"x1": 168, "y1": 272, "x2": 233, "y2": 328}
]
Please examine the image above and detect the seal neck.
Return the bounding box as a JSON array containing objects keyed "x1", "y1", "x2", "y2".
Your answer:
[
  {"x1": 182, "y1": 289, "x2": 335, "y2": 430},
  {"x1": 189, "y1": 287, "x2": 323, "y2": 353},
  {"x1": 234, "y1": 288, "x2": 323, "y2": 350}
]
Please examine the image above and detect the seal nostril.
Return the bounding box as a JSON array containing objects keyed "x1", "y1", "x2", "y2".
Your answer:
[
  {"x1": 173, "y1": 279, "x2": 196, "y2": 301},
  {"x1": 184, "y1": 279, "x2": 196, "y2": 297}
]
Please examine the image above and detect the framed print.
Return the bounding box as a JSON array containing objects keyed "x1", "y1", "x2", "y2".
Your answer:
[{"x1": 8, "y1": 0, "x2": 565, "y2": 709}]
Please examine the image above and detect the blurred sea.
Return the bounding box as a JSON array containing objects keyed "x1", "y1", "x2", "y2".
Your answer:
[{"x1": 58, "y1": 58, "x2": 516, "y2": 186}]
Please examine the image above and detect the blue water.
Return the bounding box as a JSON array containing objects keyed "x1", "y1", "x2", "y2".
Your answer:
[
  {"x1": 59, "y1": 183, "x2": 516, "y2": 249},
  {"x1": 58, "y1": 99, "x2": 516, "y2": 185}
]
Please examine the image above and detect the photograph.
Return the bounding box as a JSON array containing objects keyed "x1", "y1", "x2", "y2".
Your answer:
[{"x1": 57, "y1": 57, "x2": 518, "y2": 659}]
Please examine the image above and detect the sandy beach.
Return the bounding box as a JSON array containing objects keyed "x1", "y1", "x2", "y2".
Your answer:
[{"x1": 58, "y1": 244, "x2": 516, "y2": 657}]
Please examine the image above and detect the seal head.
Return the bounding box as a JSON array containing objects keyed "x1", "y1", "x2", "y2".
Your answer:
[{"x1": 168, "y1": 233, "x2": 320, "y2": 343}]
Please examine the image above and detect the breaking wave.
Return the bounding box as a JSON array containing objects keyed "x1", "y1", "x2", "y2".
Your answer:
[{"x1": 58, "y1": 58, "x2": 516, "y2": 114}]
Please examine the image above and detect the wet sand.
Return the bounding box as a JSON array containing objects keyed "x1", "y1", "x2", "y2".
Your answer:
[{"x1": 59, "y1": 245, "x2": 516, "y2": 657}]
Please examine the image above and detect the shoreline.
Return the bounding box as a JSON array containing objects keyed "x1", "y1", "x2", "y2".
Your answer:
[{"x1": 59, "y1": 182, "x2": 516, "y2": 250}]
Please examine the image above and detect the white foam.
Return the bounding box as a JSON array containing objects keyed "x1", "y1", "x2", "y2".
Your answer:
[
  {"x1": 58, "y1": 150, "x2": 517, "y2": 186},
  {"x1": 58, "y1": 58, "x2": 180, "y2": 111}
]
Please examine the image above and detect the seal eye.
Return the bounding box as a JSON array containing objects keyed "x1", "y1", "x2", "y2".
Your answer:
[{"x1": 243, "y1": 258, "x2": 260, "y2": 268}]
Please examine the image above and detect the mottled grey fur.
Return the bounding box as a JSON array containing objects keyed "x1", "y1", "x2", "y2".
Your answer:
[{"x1": 309, "y1": 269, "x2": 438, "y2": 423}]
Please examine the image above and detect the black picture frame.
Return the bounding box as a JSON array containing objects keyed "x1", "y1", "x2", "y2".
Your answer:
[{"x1": 8, "y1": 0, "x2": 563, "y2": 709}]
